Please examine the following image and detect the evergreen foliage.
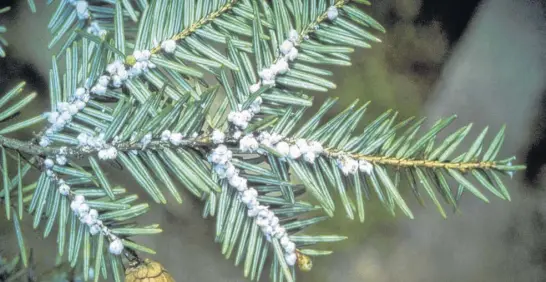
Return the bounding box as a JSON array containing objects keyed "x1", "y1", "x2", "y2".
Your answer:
[
  {"x1": 0, "y1": 7, "x2": 10, "y2": 58},
  {"x1": 0, "y1": 1, "x2": 524, "y2": 281}
]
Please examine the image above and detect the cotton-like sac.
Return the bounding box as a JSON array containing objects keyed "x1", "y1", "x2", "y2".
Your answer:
[
  {"x1": 280, "y1": 40, "x2": 294, "y2": 55},
  {"x1": 249, "y1": 83, "x2": 261, "y2": 94},
  {"x1": 327, "y1": 6, "x2": 339, "y2": 21},
  {"x1": 161, "y1": 40, "x2": 177, "y2": 53},
  {"x1": 358, "y1": 159, "x2": 373, "y2": 174},
  {"x1": 58, "y1": 183, "x2": 71, "y2": 196},
  {"x1": 211, "y1": 130, "x2": 225, "y2": 144},
  {"x1": 108, "y1": 238, "x2": 124, "y2": 255},
  {"x1": 275, "y1": 142, "x2": 290, "y2": 157},
  {"x1": 239, "y1": 135, "x2": 259, "y2": 153}
]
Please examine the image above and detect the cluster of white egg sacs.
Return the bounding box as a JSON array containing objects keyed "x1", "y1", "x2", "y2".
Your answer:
[
  {"x1": 336, "y1": 157, "x2": 373, "y2": 176},
  {"x1": 70, "y1": 194, "x2": 125, "y2": 255},
  {"x1": 40, "y1": 88, "x2": 90, "y2": 147},
  {"x1": 208, "y1": 145, "x2": 298, "y2": 265}
]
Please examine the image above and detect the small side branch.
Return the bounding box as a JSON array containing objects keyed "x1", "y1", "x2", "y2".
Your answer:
[
  {"x1": 0, "y1": 135, "x2": 56, "y2": 156},
  {"x1": 148, "y1": 0, "x2": 238, "y2": 54},
  {"x1": 326, "y1": 150, "x2": 497, "y2": 172}
]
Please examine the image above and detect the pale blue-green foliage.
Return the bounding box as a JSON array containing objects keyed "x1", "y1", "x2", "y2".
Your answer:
[
  {"x1": 0, "y1": 7, "x2": 10, "y2": 58},
  {"x1": 0, "y1": 1, "x2": 38, "y2": 57},
  {"x1": 0, "y1": 1, "x2": 523, "y2": 282}
]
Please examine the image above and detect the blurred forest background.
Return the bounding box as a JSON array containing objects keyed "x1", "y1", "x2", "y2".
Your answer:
[{"x1": 0, "y1": 0, "x2": 545, "y2": 281}]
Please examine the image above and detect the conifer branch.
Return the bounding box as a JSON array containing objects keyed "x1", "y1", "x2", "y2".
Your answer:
[
  {"x1": 0, "y1": 7, "x2": 10, "y2": 58},
  {"x1": 147, "y1": 0, "x2": 238, "y2": 55},
  {"x1": 48, "y1": 0, "x2": 110, "y2": 51},
  {"x1": 0, "y1": 135, "x2": 216, "y2": 157},
  {"x1": 324, "y1": 149, "x2": 509, "y2": 172},
  {"x1": 0, "y1": 1, "x2": 526, "y2": 281}
]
